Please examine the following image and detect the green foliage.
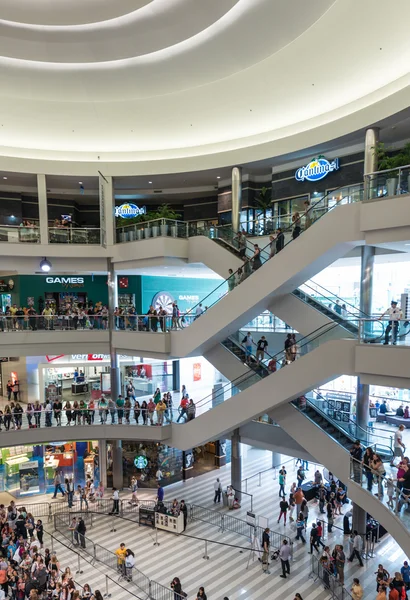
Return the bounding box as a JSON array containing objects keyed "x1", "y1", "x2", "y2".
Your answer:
[
  {"x1": 372, "y1": 142, "x2": 410, "y2": 177},
  {"x1": 255, "y1": 187, "x2": 272, "y2": 215},
  {"x1": 152, "y1": 203, "x2": 181, "y2": 220}
]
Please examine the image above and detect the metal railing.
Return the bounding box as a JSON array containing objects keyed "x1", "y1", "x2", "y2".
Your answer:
[
  {"x1": 358, "y1": 318, "x2": 410, "y2": 345},
  {"x1": 310, "y1": 553, "x2": 354, "y2": 600},
  {"x1": 364, "y1": 164, "x2": 410, "y2": 200},
  {"x1": 116, "y1": 218, "x2": 188, "y2": 243},
  {"x1": 241, "y1": 457, "x2": 295, "y2": 493}
]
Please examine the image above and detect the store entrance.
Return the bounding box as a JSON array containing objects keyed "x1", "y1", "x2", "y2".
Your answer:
[{"x1": 44, "y1": 291, "x2": 88, "y2": 312}]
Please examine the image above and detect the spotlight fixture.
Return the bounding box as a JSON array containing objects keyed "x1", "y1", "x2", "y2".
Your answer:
[
  {"x1": 40, "y1": 258, "x2": 52, "y2": 272},
  {"x1": 148, "y1": 181, "x2": 152, "y2": 184},
  {"x1": 3, "y1": 177, "x2": 7, "y2": 180},
  {"x1": 217, "y1": 176, "x2": 221, "y2": 179}
]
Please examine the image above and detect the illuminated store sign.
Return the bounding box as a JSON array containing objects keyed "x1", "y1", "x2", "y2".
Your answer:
[
  {"x1": 115, "y1": 204, "x2": 146, "y2": 219},
  {"x1": 134, "y1": 455, "x2": 148, "y2": 469},
  {"x1": 295, "y1": 156, "x2": 339, "y2": 182},
  {"x1": 46, "y1": 277, "x2": 84, "y2": 284}
]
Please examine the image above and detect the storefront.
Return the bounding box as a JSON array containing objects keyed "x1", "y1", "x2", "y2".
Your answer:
[
  {"x1": 41, "y1": 354, "x2": 179, "y2": 403},
  {"x1": 0, "y1": 441, "x2": 99, "y2": 498},
  {"x1": 111, "y1": 439, "x2": 231, "y2": 489}
]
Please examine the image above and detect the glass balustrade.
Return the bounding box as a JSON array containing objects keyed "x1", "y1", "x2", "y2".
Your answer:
[
  {"x1": 358, "y1": 319, "x2": 410, "y2": 346},
  {"x1": 364, "y1": 164, "x2": 410, "y2": 200},
  {"x1": 0, "y1": 224, "x2": 40, "y2": 243},
  {"x1": 48, "y1": 227, "x2": 101, "y2": 244}
]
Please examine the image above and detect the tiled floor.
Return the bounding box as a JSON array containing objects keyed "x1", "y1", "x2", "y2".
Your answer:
[{"x1": 39, "y1": 449, "x2": 409, "y2": 600}]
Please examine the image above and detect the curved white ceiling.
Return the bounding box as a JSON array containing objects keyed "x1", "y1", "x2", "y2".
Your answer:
[{"x1": 0, "y1": 0, "x2": 409, "y2": 173}]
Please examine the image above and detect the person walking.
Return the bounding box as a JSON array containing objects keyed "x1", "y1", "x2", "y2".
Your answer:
[
  {"x1": 180, "y1": 500, "x2": 188, "y2": 530},
  {"x1": 294, "y1": 487, "x2": 304, "y2": 517},
  {"x1": 295, "y1": 512, "x2": 306, "y2": 543},
  {"x1": 275, "y1": 228, "x2": 284, "y2": 253},
  {"x1": 381, "y1": 300, "x2": 402, "y2": 345},
  {"x1": 227, "y1": 269, "x2": 236, "y2": 292},
  {"x1": 74, "y1": 518, "x2": 86, "y2": 549},
  {"x1": 52, "y1": 471, "x2": 65, "y2": 499},
  {"x1": 308, "y1": 523, "x2": 320, "y2": 554},
  {"x1": 392, "y1": 425, "x2": 406, "y2": 465},
  {"x1": 279, "y1": 539, "x2": 291, "y2": 578},
  {"x1": 66, "y1": 476, "x2": 74, "y2": 509},
  {"x1": 278, "y1": 469, "x2": 286, "y2": 498},
  {"x1": 348, "y1": 530, "x2": 364, "y2": 567},
  {"x1": 214, "y1": 478, "x2": 222, "y2": 503},
  {"x1": 277, "y1": 498, "x2": 289, "y2": 525}
]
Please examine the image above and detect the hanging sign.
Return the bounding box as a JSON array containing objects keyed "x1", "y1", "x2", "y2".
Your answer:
[
  {"x1": 115, "y1": 204, "x2": 146, "y2": 219},
  {"x1": 295, "y1": 156, "x2": 339, "y2": 182},
  {"x1": 134, "y1": 455, "x2": 148, "y2": 469}
]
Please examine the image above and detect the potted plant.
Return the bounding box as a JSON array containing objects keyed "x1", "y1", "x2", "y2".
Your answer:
[
  {"x1": 152, "y1": 204, "x2": 181, "y2": 237},
  {"x1": 373, "y1": 142, "x2": 410, "y2": 197},
  {"x1": 255, "y1": 186, "x2": 273, "y2": 235}
]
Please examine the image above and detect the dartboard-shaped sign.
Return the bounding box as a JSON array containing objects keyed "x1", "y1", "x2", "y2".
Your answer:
[{"x1": 152, "y1": 291, "x2": 175, "y2": 314}]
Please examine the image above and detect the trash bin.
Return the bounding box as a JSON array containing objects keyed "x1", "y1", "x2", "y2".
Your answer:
[{"x1": 223, "y1": 491, "x2": 228, "y2": 507}]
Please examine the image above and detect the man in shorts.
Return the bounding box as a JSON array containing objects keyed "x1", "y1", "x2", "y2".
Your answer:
[{"x1": 392, "y1": 424, "x2": 406, "y2": 466}]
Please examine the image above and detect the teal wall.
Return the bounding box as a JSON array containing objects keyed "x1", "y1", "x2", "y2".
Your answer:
[
  {"x1": 140, "y1": 276, "x2": 226, "y2": 314},
  {"x1": 13, "y1": 275, "x2": 225, "y2": 315},
  {"x1": 17, "y1": 275, "x2": 109, "y2": 311}
]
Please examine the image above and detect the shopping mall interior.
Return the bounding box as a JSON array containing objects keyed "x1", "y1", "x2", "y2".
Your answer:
[{"x1": 1, "y1": 1, "x2": 410, "y2": 598}]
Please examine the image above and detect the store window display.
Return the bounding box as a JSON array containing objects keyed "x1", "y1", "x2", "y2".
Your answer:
[{"x1": 0, "y1": 441, "x2": 99, "y2": 498}]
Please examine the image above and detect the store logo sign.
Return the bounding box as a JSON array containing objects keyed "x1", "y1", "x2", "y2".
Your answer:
[
  {"x1": 178, "y1": 295, "x2": 199, "y2": 302},
  {"x1": 46, "y1": 277, "x2": 84, "y2": 284},
  {"x1": 134, "y1": 455, "x2": 148, "y2": 469},
  {"x1": 115, "y1": 204, "x2": 146, "y2": 219},
  {"x1": 71, "y1": 354, "x2": 108, "y2": 361},
  {"x1": 295, "y1": 156, "x2": 339, "y2": 182}
]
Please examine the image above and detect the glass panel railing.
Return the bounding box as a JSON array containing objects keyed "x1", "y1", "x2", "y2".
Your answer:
[
  {"x1": 0, "y1": 224, "x2": 40, "y2": 243},
  {"x1": 179, "y1": 184, "x2": 364, "y2": 320},
  {"x1": 358, "y1": 318, "x2": 410, "y2": 345},
  {"x1": 241, "y1": 311, "x2": 297, "y2": 333},
  {"x1": 295, "y1": 281, "x2": 385, "y2": 341},
  {"x1": 116, "y1": 218, "x2": 188, "y2": 243},
  {"x1": 48, "y1": 227, "x2": 101, "y2": 244},
  {"x1": 364, "y1": 164, "x2": 410, "y2": 200}
]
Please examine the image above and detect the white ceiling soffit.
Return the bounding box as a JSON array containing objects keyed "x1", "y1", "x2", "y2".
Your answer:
[{"x1": 0, "y1": 0, "x2": 409, "y2": 174}]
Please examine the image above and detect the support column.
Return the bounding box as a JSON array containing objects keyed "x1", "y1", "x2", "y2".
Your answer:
[
  {"x1": 231, "y1": 428, "x2": 242, "y2": 500},
  {"x1": 98, "y1": 440, "x2": 107, "y2": 488},
  {"x1": 364, "y1": 128, "x2": 379, "y2": 200},
  {"x1": 112, "y1": 440, "x2": 123, "y2": 490},
  {"x1": 107, "y1": 259, "x2": 120, "y2": 400},
  {"x1": 231, "y1": 167, "x2": 242, "y2": 233},
  {"x1": 37, "y1": 174, "x2": 49, "y2": 245},
  {"x1": 356, "y1": 245, "x2": 375, "y2": 437},
  {"x1": 352, "y1": 504, "x2": 367, "y2": 536},
  {"x1": 271, "y1": 452, "x2": 282, "y2": 469},
  {"x1": 99, "y1": 173, "x2": 114, "y2": 247}
]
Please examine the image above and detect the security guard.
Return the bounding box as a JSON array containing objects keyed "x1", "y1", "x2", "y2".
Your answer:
[{"x1": 381, "y1": 300, "x2": 402, "y2": 345}]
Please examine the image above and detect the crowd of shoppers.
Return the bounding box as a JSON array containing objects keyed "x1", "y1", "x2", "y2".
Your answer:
[
  {"x1": 0, "y1": 500, "x2": 103, "y2": 599},
  {"x1": 0, "y1": 385, "x2": 199, "y2": 430}
]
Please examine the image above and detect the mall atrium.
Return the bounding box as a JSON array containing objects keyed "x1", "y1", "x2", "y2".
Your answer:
[{"x1": 0, "y1": 0, "x2": 410, "y2": 598}]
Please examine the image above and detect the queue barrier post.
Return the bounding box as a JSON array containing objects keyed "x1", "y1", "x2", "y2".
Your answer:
[
  {"x1": 104, "y1": 575, "x2": 111, "y2": 598},
  {"x1": 76, "y1": 553, "x2": 83, "y2": 574},
  {"x1": 203, "y1": 540, "x2": 209, "y2": 560}
]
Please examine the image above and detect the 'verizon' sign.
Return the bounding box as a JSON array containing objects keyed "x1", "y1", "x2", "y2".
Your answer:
[{"x1": 295, "y1": 157, "x2": 339, "y2": 182}]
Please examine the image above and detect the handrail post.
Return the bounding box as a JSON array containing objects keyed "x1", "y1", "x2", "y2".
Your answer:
[{"x1": 398, "y1": 167, "x2": 402, "y2": 195}]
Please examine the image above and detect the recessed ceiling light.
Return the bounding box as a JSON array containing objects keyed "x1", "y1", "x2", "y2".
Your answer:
[
  {"x1": 79, "y1": 181, "x2": 83, "y2": 184},
  {"x1": 3, "y1": 177, "x2": 7, "y2": 180},
  {"x1": 217, "y1": 176, "x2": 221, "y2": 179},
  {"x1": 148, "y1": 181, "x2": 152, "y2": 184}
]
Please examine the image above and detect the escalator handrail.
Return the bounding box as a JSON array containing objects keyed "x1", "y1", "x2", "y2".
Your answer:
[
  {"x1": 312, "y1": 388, "x2": 396, "y2": 438},
  {"x1": 193, "y1": 321, "x2": 341, "y2": 409},
  {"x1": 223, "y1": 335, "x2": 269, "y2": 372},
  {"x1": 301, "y1": 394, "x2": 393, "y2": 452},
  {"x1": 299, "y1": 280, "x2": 367, "y2": 317},
  {"x1": 184, "y1": 184, "x2": 364, "y2": 318},
  {"x1": 294, "y1": 285, "x2": 385, "y2": 342}
]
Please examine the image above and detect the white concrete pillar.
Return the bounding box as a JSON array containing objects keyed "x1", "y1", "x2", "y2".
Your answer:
[
  {"x1": 99, "y1": 174, "x2": 114, "y2": 247},
  {"x1": 37, "y1": 174, "x2": 49, "y2": 245}
]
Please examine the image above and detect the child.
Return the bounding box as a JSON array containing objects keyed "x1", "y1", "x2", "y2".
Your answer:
[{"x1": 386, "y1": 476, "x2": 396, "y2": 508}]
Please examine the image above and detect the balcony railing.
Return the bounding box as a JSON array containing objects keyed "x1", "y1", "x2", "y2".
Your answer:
[
  {"x1": 364, "y1": 164, "x2": 410, "y2": 200},
  {"x1": 48, "y1": 227, "x2": 101, "y2": 244},
  {"x1": 0, "y1": 224, "x2": 40, "y2": 243}
]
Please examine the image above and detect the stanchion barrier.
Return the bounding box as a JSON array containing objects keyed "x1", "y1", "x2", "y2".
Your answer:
[
  {"x1": 203, "y1": 540, "x2": 209, "y2": 560},
  {"x1": 104, "y1": 575, "x2": 111, "y2": 598},
  {"x1": 76, "y1": 553, "x2": 83, "y2": 574}
]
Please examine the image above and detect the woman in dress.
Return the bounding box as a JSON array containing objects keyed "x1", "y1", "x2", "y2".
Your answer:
[{"x1": 252, "y1": 244, "x2": 262, "y2": 271}]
